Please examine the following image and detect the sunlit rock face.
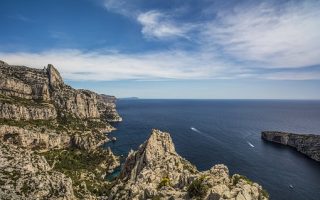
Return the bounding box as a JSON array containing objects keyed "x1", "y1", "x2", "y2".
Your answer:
[
  {"x1": 0, "y1": 60, "x2": 121, "y2": 150},
  {"x1": 110, "y1": 129, "x2": 269, "y2": 200}
]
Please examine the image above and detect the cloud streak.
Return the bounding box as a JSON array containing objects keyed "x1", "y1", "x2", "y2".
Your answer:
[
  {"x1": 1, "y1": 48, "x2": 319, "y2": 81},
  {"x1": 202, "y1": 1, "x2": 320, "y2": 69},
  {"x1": 0, "y1": 50, "x2": 224, "y2": 81},
  {"x1": 137, "y1": 10, "x2": 192, "y2": 39}
]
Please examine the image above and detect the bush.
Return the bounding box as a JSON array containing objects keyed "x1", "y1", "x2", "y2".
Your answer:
[
  {"x1": 158, "y1": 177, "x2": 171, "y2": 189},
  {"x1": 187, "y1": 176, "x2": 208, "y2": 199},
  {"x1": 260, "y1": 188, "x2": 270, "y2": 199},
  {"x1": 233, "y1": 175, "x2": 253, "y2": 185}
]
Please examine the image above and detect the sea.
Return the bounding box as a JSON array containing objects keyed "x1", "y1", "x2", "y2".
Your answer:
[{"x1": 105, "y1": 99, "x2": 320, "y2": 200}]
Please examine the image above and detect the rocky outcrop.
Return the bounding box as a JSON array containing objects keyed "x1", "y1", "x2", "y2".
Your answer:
[
  {"x1": 0, "y1": 60, "x2": 121, "y2": 121},
  {"x1": 262, "y1": 131, "x2": 320, "y2": 162},
  {"x1": 0, "y1": 60, "x2": 121, "y2": 150},
  {"x1": 110, "y1": 129, "x2": 269, "y2": 200},
  {"x1": 0, "y1": 142, "x2": 75, "y2": 199},
  {"x1": 0, "y1": 125, "x2": 71, "y2": 149},
  {"x1": 97, "y1": 94, "x2": 122, "y2": 122},
  {"x1": 0, "y1": 102, "x2": 57, "y2": 120}
]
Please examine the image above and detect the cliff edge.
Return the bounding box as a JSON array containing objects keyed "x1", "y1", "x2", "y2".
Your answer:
[{"x1": 262, "y1": 131, "x2": 320, "y2": 162}]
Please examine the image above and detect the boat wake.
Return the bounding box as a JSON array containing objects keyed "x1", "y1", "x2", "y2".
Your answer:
[
  {"x1": 190, "y1": 126, "x2": 223, "y2": 144},
  {"x1": 190, "y1": 127, "x2": 202, "y2": 133},
  {"x1": 247, "y1": 141, "x2": 255, "y2": 148}
]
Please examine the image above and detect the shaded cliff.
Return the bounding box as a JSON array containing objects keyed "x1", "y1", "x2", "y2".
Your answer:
[
  {"x1": 0, "y1": 60, "x2": 121, "y2": 150},
  {"x1": 110, "y1": 129, "x2": 269, "y2": 200},
  {"x1": 262, "y1": 131, "x2": 320, "y2": 162}
]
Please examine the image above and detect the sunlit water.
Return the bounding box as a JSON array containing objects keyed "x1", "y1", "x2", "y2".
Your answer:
[{"x1": 105, "y1": 99, "x2": 320, "y2": 200}]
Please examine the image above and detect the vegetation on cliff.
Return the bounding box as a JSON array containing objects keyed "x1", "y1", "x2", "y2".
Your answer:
[{"x1": 40, "y1": 148, "x2": 119, "y2": 198}]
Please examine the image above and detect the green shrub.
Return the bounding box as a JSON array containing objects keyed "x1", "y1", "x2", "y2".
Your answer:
[
  {"x1": 158, "y1": 177, "x2": 171, "y2": 189},
  {"x1": 187, "y1": 176, "x2": 208, "y2": 199},
  {"x1": 260, "y1": 188, "x2": 270, "y2": 199},
  {"x1": 233, "y1": 175, "x2": 253, "y2": 185}
]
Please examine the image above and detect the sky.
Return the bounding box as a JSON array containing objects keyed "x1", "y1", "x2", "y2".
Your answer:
[{"x1": 0, "y1": 0, "x2": 320, "y2": 99}]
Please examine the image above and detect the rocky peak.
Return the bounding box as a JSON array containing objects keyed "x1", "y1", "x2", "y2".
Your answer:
[
  {"x1": 119, "y1": 129, "x2": 186, "y2": 181},
  {"x1": 143, "y1": 129, "x2": 176, "y2": 162},
  {"x1": 47, "y1": 64, "x2": 63, "y2": 89},
  {"x1": 110, "y1": 129, "x2": 269, "y2": 200},
  {"x1": 0, "y1": 60, "x2": 8, "y2": 65}
]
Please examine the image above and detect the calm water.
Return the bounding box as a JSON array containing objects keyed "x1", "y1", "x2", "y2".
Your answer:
[{"x1": 105, "y1": 100, "x2": 320, "y2": 200}]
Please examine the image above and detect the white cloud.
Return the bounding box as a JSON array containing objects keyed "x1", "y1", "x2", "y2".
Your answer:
[
  {"x1": 0, "y1": 49, "x2": 236, "y2": 81},
  {"x1": 203, "y1": 1, "x2": 320, "y2": 69},
  {"x1": 103, "y1": 0, "x2": 136, "y2": 17},
  {"x1": 137, "y1": 10, "x2": 192, "y2": 39},
  {"x1": 103, "y1": 0, "x2": 195, "y2": 40},
  {"x1": 2, "y1": 48, "x2": 319, "y2": 81}
]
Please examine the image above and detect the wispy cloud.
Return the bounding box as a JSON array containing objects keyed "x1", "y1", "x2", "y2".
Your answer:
[
  {"x1": 103, "y1": 0, "x2": 137, "y2": 17},
  {"x1": 104, "y1": 1, "x2": 193, "y2": 40},
  {"x1": 203, "y1": 1, "x2": 320, "y2": 69},
  {"x1": 137, "y1": 10, "x2": 193, "y2": 39},
  {"x1": 0, "y1": 49, "x2": 226, "y2": 81},
  {"x1": 8, "y1": 14, "x2": 34, "y2": 22},
  {"x1": 1, "y1": 48, "x2": 319, "y2": 81}
]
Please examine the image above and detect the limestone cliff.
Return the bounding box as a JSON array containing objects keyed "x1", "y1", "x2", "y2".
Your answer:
[
  {"x1": 110, "y1": 129, "x2": 269, "y2": 200},
  {"x1": 0, "y1": 60, "x2": 121, "y2": 150},
  {"x1": 262, "y1": 131, "x2": 320, "y2": 162}
]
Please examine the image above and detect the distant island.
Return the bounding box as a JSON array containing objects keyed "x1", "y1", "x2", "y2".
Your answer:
[
  {"x1": 0, "y1": 60, "x2": 268, "y2": 199},
  {"x1": 118, "y1": 97, "x2": 139, "y2": 100}
]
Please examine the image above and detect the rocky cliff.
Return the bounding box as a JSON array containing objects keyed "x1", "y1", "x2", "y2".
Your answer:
[
  {"x1": 110, "y1": 129, "x2": 269, "y2": 200},
  {"x1": 0, "y1": 60, "x2": 122, "y2": 199},
  {"x1": 0, "y1": 60, "x2": 121, "y2": 150},
  {"x1": 262, "y1": 131, "x2": 320, "y2": 162}
]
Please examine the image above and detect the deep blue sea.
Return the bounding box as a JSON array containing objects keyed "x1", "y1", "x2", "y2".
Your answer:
[{"x1": 105, "y1": 99, "x2": 320, "y2": 200}]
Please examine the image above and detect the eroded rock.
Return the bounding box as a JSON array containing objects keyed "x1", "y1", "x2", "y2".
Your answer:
[{"x1": 110, "y1": 129, "x2": 269, "y2": 200}]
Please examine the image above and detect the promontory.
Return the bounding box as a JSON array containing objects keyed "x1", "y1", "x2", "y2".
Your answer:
[{"x1": 262, "y1": 131, "x2": 320, "y2": 162}]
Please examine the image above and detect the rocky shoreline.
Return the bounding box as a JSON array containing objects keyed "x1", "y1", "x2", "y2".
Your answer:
[
  {"x1": 262, "y1": 131, "x2": 320, "y2": 162},
  {"x1": 0, "y1": 60, "x2": 269, "y2": 199}
]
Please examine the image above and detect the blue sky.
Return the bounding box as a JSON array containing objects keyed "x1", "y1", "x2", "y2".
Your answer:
[{"x1": 0, "y1": 0, "x2": 320, "y2": 99}]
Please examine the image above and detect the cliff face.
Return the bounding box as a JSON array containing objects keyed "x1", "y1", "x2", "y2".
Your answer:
[
  {"x1": 0, "y1": 60, "x2": 122, "y2": 199},
  {"x1": 0, "y1": 61, "x2": 120, "y2": 120},
  {"x1": 0, "y1": 60, "x2": 121, "y2": 150},
  {"x1": 110, "y1": 129, "x2": 269, "y2": 200},
  {"x1": 262, "y1": 131, "x2": 320, "y2": 162}
]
